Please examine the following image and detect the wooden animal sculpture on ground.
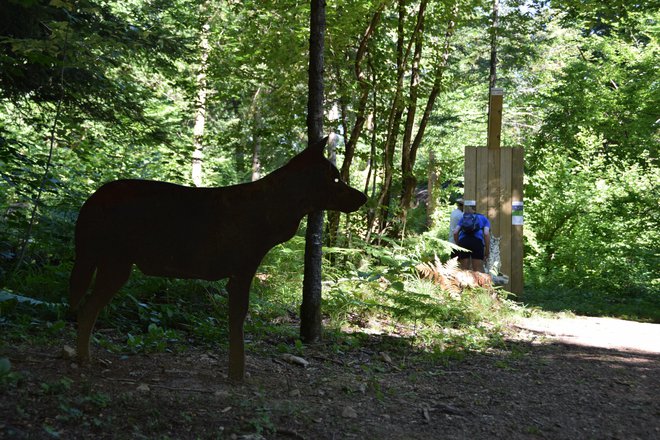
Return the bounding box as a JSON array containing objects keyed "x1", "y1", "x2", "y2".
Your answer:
[{"x1": 69, "y1": 137, "x2": 367, "y2": 381}]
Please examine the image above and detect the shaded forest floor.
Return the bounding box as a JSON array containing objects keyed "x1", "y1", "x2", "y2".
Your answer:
[{"x1": 2, "y1": 317, "x2": 659, "y2": 440}]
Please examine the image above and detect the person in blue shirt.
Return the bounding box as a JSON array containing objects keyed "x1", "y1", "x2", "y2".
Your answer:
[{"x1": 452, "y1": 205, "x2": 490, "y2": 272}]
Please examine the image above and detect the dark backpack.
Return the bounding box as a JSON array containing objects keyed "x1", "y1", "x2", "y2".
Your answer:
[{"x1": 460, "y1": 212, "x2": 480, "y2": 234}]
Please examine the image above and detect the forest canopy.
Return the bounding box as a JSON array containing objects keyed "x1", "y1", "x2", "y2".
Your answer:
[{"x1": 0, "y1": 0, "x2": 658, "y2": 320}]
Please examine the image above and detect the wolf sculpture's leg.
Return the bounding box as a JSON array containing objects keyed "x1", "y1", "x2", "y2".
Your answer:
[
  {"x1": 227, "y1": 270, "x2": 256, "y2": 382},
  {"x1": 69, "y1": 258, "x2": 96, "y2": 312},
  {"x1": 76, "y1": 262, "x2": 132, "y2": 363}
]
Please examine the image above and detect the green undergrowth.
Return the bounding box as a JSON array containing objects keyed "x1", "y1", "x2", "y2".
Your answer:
[{"x1": 1, "y1": 234, "x2": 528, "y2": 366}]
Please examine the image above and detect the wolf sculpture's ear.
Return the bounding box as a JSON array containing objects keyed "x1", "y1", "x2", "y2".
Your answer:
[
  {"x1": 288, "y1": 136, "x2": 329, "y2": 169},
  {"x1": 308, "y1": 136, "x2": 328, "y2": 155}
]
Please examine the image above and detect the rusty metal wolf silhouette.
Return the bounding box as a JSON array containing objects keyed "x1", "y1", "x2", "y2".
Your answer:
[{"x1": 69, "y1": 137, "x2": 366, "y2": 381}]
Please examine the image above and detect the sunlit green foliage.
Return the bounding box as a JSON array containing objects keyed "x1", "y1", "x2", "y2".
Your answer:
[{"x1": 523, "y1": 6, "x2": 659, "y2": 314}]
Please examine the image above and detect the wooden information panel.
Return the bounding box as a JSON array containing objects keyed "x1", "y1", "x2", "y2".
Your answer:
[{"x1": 463, "y1": 146, "x2": 524, "y2": 295}]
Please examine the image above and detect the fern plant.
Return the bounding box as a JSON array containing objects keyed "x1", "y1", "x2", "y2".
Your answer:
[{"x1": 416, "y1": 256, "x2": 505, "y2": 298}]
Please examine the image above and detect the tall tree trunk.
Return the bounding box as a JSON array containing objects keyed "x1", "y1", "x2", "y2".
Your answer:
[
  {"x1": 191, "y1": 19, "x2": 210, "y2": 187},
  {"x1": 427, "y1": 148, "x2": 437, "y2": 227},
  {"x1": 340, "y1": 1, "x2": 387, "y2": 184},
  {"x1": 399, "y1": 0, "x2": 428, "y2": 231},
  {"x1": 371, "y1": 0, "x2": 414, "y2": 237},
  {"x1": 326, "y1": 137, "x2": 341, "y2": 247},
  {"x1": 487, "y1": 0, "x2": 499, "y2": 144},
  {"x1": 363, "y1": 76, "x2": 379, "y2": 243},
  {"x1": 399, "y1": 2, "x2": 457, "y2": 223},
  {"x1": 364, "y1": 70, "x2": 378, "y2": 197},
  {"x1": 327, "y1": 130, "x2": 338, "y2": 165},
  {"x1": 489, "y1": 0, "x2": 499, "y2": 90},
  {"x1": 325, "y1": 72, "x2": 349, "y2": 248},
  {"x1": 300, "y1": 0, "x2": 326, "y2": 344},
  {"x1": 251, "y1": 136, "x2": 261, "y2": 182},
  {"x1": 327, "y1": 2, "x2": 385, "y2": 246},
  {"x1": 250, "y1": 88, "x2": 262, "y2": 182}
]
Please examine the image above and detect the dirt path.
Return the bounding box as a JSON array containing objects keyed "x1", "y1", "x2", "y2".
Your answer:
[
  {"x1": 2, "y1": 317, "x2": 660, "y2": 439},
  {"x1": 514, "y1": 315, "x2": 660, "y2": 354}
]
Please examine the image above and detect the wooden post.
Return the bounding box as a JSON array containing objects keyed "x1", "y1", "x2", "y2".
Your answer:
[
  {"x1": 499, "y1": 148, "x2": 512, "y2": 286},
  {"x1": 476, "y1": 147, "x2": 489, "y2": 212},
  {"x1": 464, "y1": 146, "x2": 477, "y2": 203},
  {"x1": 510, "y1": 147, "x2": 524, "y2": 294},
  {"x1": 487, "y1": 88, "x2": 503, "y2": 149},
  {"x1": 487, "y1": 148, "x2": 501, "y2": 236},
  {"x1": 486, "y1": 87, "x2": 502, "y2": 247}
]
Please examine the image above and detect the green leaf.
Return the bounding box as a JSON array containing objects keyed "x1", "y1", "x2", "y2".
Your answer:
[
  {"x1": 0, "y1": 290, "x2": 45, "y2": 305},
  {"x1": 0, "y1": 357, "x2": 11, "y2": 376}
]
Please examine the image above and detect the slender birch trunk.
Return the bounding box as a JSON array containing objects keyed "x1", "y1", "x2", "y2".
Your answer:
[
  {"x1": 250, "y1": 88, "x2": 262, "y2": 182},
  {"x1": 192, "y1": 20, "x2": 210, "y2": 187}
]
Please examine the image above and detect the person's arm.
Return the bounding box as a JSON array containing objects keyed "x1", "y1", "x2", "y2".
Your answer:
[
  {"x1": 483, "y1": 227, "x2": 490, "y2": 259},
  {"x1": 453, "y1": 220, "x2": 462, "y2": 244}
]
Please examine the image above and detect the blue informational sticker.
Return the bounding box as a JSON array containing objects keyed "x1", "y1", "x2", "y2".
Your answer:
[{"x1": 512, "y1": 201, "x2": 523, "y2": 225}]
